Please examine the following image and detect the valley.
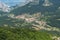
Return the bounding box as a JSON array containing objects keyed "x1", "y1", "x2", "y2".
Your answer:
[{"x1": 0, "y1": 0, "x2": 60, "y2": 40}]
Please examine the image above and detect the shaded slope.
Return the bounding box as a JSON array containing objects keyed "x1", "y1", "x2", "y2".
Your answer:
[{"x1": 10, "y1": 0, "x2": 60, "y2": 15}]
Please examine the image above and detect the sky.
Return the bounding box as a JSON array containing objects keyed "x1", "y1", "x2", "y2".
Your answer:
[
  {"x1": 0, "y1": 0, "x2": 27, "y2": 2},
  {"x1": 0, "y1": 0, "x2": 29, "y2": 6}
]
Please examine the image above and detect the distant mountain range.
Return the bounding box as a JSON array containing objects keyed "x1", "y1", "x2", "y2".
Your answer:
[
  {"x1": 0, "y1": 2, "x2": 10, "y2": 12},
  {"x1": 0, "y1": 0, "x2": 60, "y2": 13},
  {"x1": 10, "y1": 0, "x2": 60, "y2": 15},
  {"x1": 0, "y1": 0, "x2": 30, "y2": 12}
]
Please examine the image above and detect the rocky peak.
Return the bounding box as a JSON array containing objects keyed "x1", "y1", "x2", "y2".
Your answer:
[{"x1": 0, "y1": 1, "x2": 10, "y2": 12}]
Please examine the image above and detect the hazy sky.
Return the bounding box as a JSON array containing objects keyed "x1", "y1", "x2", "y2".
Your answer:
[
  {"x1": 0, "y1": 0, "x2": 27, "y2": 2},
  {"x1": 0, "y1": 0, "x2": 29, "y2": 6}
]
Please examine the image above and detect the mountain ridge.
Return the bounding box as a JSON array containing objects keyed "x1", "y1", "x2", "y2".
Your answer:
[{"x1": 10, "y1": 0, "x2": 60, "y2": 15}]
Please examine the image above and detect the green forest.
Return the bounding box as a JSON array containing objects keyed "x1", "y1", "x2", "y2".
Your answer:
[{"x1": 0, "y1": 27, "x2": 52, "y2": 40}]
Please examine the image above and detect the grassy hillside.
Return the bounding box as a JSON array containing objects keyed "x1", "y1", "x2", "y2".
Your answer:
[{"x1": 0, "y1": 27, "x2": 52, "y2": 40}]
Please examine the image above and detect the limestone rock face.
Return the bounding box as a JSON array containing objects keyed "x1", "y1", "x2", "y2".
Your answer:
[
  {"x1": 43, "y1": 0, "x2": 53, "y2": 6},
  {"x1": 0, "y1": 2, "x2": 10, "y2": 12}
]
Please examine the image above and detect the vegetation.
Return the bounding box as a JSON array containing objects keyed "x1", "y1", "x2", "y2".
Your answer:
[
  {"x1": 0, "y1": 27, "x2": 52, "y2": 40},
  {"x1": 0, "y1": 0, "x2": 60, "y2": 40}
]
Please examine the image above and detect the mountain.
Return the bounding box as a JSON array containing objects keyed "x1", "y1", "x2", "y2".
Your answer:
[
  {"x1": 10, "y1": 0, "x2": 60, "y2": 15},
  {"x1": 0, "y1": 0, "x2": 60, "y2": 39},
  {"x1": 9, "y1": 0, "x2": 60, "y2": 28},
  {"x1": 11, "y1": 2, "x2": 30, "y2": 9},
  {"x1": 0, "y1": 0, "x2": 60, "y2": 28},
  {"x1": 0, "y1": 2, "x2": 10, "y2": 12}
]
